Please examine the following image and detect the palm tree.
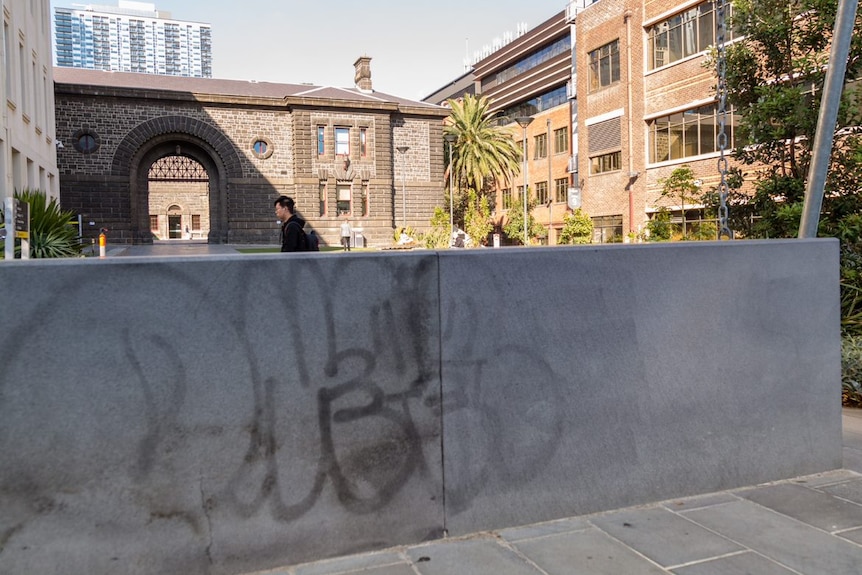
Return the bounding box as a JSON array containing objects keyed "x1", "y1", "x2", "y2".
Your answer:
[{"x1": 445, "y1": 94, "x2": 522, "y2": 232}]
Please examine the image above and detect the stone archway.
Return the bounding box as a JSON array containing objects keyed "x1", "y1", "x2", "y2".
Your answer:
[{"x1": 113, "y1": 116, "x2": 242, "y2": 244}]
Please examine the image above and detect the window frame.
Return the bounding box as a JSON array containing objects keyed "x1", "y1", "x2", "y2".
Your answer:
[
  {"x1": 554, "y1": 127, "x2": 569, "y2": 154},
  {"x1": 335, "y1": 127, "x2": 350, "y2": 156},
  {"x1": 590, "y1": 151, "x2": 622, "y2": 174},
  {"x1": 588, "y1": 40, "x2": 620, "y2": 92}
]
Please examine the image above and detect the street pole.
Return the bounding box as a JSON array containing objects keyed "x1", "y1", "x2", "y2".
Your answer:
[
  {"x1": 444, "y1": 134, "x2": 457, "y2": 245},
  {"x1": 515, "y1": 116, "x2": 534, "y2": 245},
  {"x1": 799, "y1": 0, "x2": 858, "y2": 238},
  {"x1": 396, "y1": 146, "x2": 409, "y2": 230}
]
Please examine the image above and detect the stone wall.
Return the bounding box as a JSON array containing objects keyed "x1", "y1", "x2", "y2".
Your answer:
[
  {"x1": 55, "y1": 87, "x2": 449, "y2": 247},
  {"x1": 0, "y1": 240, "x2": 841, "y2": 575}
]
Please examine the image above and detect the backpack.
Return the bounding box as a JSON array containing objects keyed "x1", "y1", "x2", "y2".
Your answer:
[{"x1": 287, "y1": 220, "x2": 320, "y2": 252}]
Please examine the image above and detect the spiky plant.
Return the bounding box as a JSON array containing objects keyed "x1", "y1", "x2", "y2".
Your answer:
[{"x1": 15, "y1": 189, "x2": 83, "y2": 258}]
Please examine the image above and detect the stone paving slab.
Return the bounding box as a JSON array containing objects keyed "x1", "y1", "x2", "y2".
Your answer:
[
  {"x1": 681, "y1": 499, "x2": 862, "y2": 575},
  {"x1": 589, "y1": 506, "x2": 742, "y2": 568},
  {"x1": 670, "y1": 551, "x2": 798, "y2": 575},
  {"x1": 737, "y1": 482, "x2": 862, "y2": 532},
  {"x1": 511, "y1": 527, "x2": 669, "y2": 575}
]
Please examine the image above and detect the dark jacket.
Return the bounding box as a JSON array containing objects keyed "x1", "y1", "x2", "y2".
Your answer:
[{"x1": 281, "y1": 214, "x2": 307, "y2": 252}]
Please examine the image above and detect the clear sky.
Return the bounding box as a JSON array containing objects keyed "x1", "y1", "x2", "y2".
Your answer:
[{"x1": 50, "y1": 0, "x2": 569, "y2": 101}]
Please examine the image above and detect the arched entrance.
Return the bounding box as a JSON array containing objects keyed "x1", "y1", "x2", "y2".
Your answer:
[
  {"x1": 128, "y1": 134, "x2": 230, "y2": 244},
  {"x1": 148, "y1": 155, "x2": 211, "y2": 241}
]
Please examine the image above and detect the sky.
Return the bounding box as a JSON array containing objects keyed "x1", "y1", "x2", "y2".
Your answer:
[{"x1": 50, "y1": 0, "x2": 569, "y2": 101}]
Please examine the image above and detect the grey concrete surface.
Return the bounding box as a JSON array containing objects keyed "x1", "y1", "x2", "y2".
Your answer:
[
  {"x1": 0, "y1": 239, "x2": 843, "y2": 575},
  {"x1": 246, "y1": 468, "x2": 862, "y2": 575},
  {"x1": 438, "y1": 240, "x2": 841, "y2": 536}
]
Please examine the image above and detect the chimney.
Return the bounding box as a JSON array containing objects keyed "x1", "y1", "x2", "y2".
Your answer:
[{"x1": 354, "y1": 56, "x2": 372, "y2": 92}]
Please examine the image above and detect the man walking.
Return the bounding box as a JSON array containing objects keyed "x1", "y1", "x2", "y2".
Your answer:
[
  {"x1": 340, "y1": 218, "x2": 352, "y2": 252},
  {"x1": 274, "y1": 196, "x2": 306, "y2": 252}
]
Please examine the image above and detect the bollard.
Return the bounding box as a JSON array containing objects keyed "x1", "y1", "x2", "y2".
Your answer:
[{"x1": 99, "y1": 229, "x2": 107, "y2": 258}]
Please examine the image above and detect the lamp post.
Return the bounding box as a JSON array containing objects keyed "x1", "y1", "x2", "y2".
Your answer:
[
  {"x1": 515, "y1": 116, "x2": 534, "y2": 246},
  {"x1": 443, "y1": 133, "x2": 457, "y2": 245},
  {"x1": 396, "y1": 145, "x2": 409, "y2": 230}
]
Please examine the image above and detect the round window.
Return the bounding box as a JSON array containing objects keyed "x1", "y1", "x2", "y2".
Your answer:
[
  {"x1": 72, "y1": 128, "x2": 101, "y2": 154},
  {"x1": 251, "y1": 137, "x2": 273, "y2": 159}
]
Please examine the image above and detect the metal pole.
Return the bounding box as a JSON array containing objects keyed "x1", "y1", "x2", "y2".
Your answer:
[
  {"x1": 444, "y1": 134, "x2": 457, "y2": 244},
  {"x1": 516, "y1": 116, "x2": 534, "y2": 245},
  {"x1": 547, "y1": 119, "x2": 552, "y2": 244},
  {"x1": 799, "y1": 0, "x2": 858, "y2": 238}
]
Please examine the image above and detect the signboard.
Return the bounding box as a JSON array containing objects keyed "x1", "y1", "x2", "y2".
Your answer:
[
  {"x1": 567, "y1": 187, "x2": 581, "y2": 210},
  {"x1": 15, "y1": 199, "x2": 29, "y2": 240}
]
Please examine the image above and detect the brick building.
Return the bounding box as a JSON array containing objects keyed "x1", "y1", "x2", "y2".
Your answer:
[
  {"x1": 574, "y1": 0, "x2": 738, "y2": 239},
  {"x1": 54, "y1": 58, "x2": 449, "y2": 247},
  {"x1": 471, "y1": 10, "x2": 575, "y2": 245}
]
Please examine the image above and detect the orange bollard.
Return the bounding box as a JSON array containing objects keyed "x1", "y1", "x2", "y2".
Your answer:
[{"x1": 99, "y1": 230, "x2": 106, "y2": 258}]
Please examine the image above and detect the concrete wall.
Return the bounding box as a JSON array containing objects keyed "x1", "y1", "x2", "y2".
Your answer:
[{"x1": 0, "y1": 240, "x2": 841, "y2": 575}]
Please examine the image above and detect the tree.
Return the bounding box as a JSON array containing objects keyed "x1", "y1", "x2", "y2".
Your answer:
[
  {"x1": 423, "y1": 207, "x2": 450, "y2": 249},
  {"x1": 715, "y1": 0, "x2": 862, "y2": 336},
  {"x1": 445, "y1": 94, "x2": 523, "y2": 229},
  {"x1": 658, "y1": 166, "x2": 700, "y2": 239},
  {"x1": 502, "y1": 194, "x2": 544, "y2": 245},
  {"x1": 463, "y1": 189, "x2": 493, "y2": 247},
  {"x1": 558, "y1": 209, "x2": 593, "y2": 244},
  {"x1": 712, "y1": 0, "x2": 862, "y2": 240}
]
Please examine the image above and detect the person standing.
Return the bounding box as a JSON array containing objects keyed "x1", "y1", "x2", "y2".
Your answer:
[
  {"x1": 340, "y1": 218, "x2": 352, "y2": 251},
  {"x1": 274, "y1": 195, "x2": 306, "y2": 252}
]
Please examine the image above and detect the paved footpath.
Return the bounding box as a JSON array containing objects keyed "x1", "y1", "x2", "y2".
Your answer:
[{"x1": 242, "y1": 410, "x2": 862, "y2": 575}]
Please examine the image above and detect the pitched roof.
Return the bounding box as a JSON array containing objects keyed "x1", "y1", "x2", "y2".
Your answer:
[{"x1": 52, "y1": 67, "x2": 444, "y2": 111}]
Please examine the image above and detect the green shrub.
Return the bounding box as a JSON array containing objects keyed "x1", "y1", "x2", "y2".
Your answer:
[
  {"x1": 843, "y1": 335, "x2": 862, "y2": 407},
  {"x1": 6, "y1": 190, "x2": 83, "y2": 258}
]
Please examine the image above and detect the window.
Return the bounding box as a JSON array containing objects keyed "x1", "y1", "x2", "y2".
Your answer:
[
  {"x1": 482, "y1": 35, "x2": 571, "y2": 90},
  {"x1": 252, "y1": 137, "x2": 272, "y2": 159},
  {"x1": 335, "y1": 127, "x2": 350, "y2": 156},
  {"x1": 536, "y1": 181, "x2": 549, "y2": 204},
  {"x1": 191, "y1": 215, "x2": 201, "y2": 230},
  {"x1": 502, "y1": 188, "x2": 513, "y2": 209},
  {"x1": 317, "y1": 126, "x2": 325, "y2": 155},
  {"x1": 555, "y1": 178, "x2": 569, "y2": 203},
  {"x1": 149, "y1": 214, "x2": 158, "y2": 230},
  {"x1": 649, "y1": 104, "x2": 737, "y2": 163},
  {"x1": 590, "y1": 151, "x2": 621, "y2": 174},
  {"x1": 588, "y1": 40, "x2": 620, "y2": 92},
  {"x1": 73, "y1": 128, "x2": 101, "y2": 154},
  {"x1": 501, "y1": 85, "x2": 568, "y2": 121},
  {"x1": 336, "y1": 183, "x2": 351, "y2": 215},
  {"x1": 648, "y1": 2, "x2": 735, "y2": 70},
  {"x1": 360, "y1": 128, "x2": 368, "y2": 157},
  {"x1": 534, "y1": 133, "x2": 548, "y2": 159},
  {"x1": 554, "y1": 127, "x2": 569, "y2": 154},
  {"x1": 592, "y1": 215, "x2": 624, "y2": 243}
]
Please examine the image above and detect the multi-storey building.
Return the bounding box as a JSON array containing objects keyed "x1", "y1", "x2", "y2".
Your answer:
[
  {"x1": 471, "y1": 10, "x2": 575, "y2": 245},
  {"x1": 573, "y1": 0, "x2": 738, "y2": 240},
  {"x1": 1, "y1": 0, "x2": 59, "y2": 205},
  {"x1": 54, "y1": 1, "x2": 212, "y2": 78}
]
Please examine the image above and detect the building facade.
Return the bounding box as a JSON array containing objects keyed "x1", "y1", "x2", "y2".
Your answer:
[
  {"x1": 471, "y1": 10, "x2": 576, "y2": 245},
  {"x1": 574, "y1": 0, "x2": 738, "y2": 240},
  {"x1": 1, "y1": 0, "x2": 59, "y2": 206},
  {"x1": 54, "y1": 1, "x2": 212, "y2": 78},
  {"x1": 54, "y1": 59, "x2": 449, "y2": 247}
]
